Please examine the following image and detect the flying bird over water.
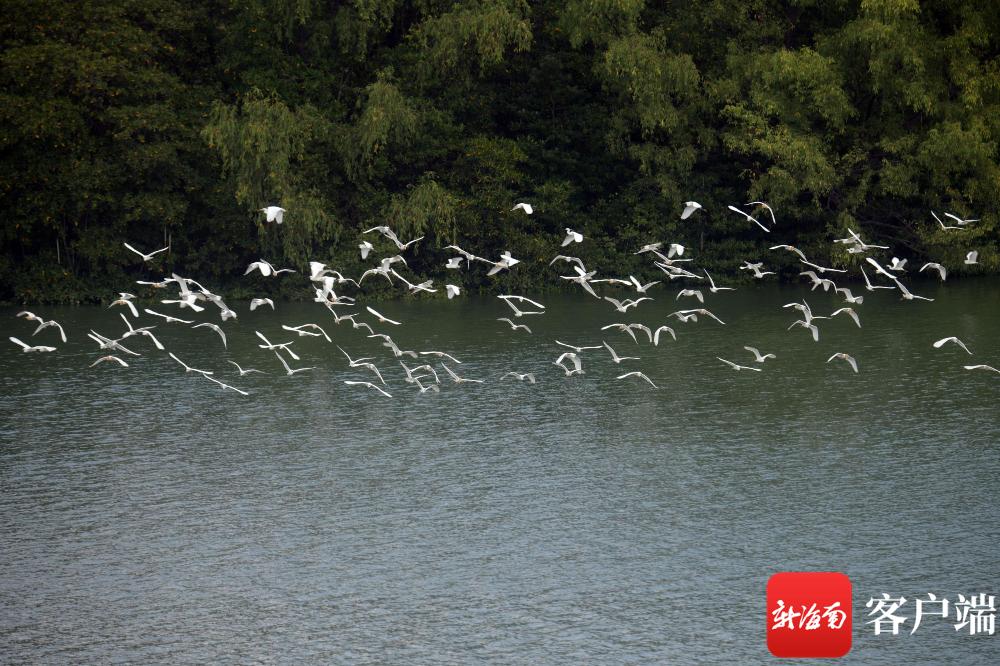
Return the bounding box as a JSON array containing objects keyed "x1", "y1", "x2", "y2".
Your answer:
[
  {"x1": 501, "y1": 372, "x2": 536, "y2": 384},
  {"x1": 933, "y1": 337, "x2": 972, "y2": 354},
  {"x1": 827, "y1": 353, "x2": 859, "y2": 373},
  {"x1": 366, "y1": 306, "x2": 401, "y2": 325},
  {"x1": 31, "y1": 318, "x2": 67, "y2": 343},
  {"x1": 554, "y1": 352, "x2": 584, "y2": 376},
  {"x1": 168, "y1": 352, "x2": 213, "y2": 376},
  {"x1": 144, "y1": 308, "x2": 194, "y2": 324},
  {"x1": 920, "y1": 263, "x2": 947, "y2": 281},
  {"x1": 250, "y1": 298, "x2": 275, "y2": 311},
  {"x1": 10, "y1": 336, "x2": 56, "y2": 353},
  {"x1": 717, "y1": 357, "x2": 762, "y2": 372},
  {"x1": 90, "y1": 355, "x2": 128, "y2": 368},
  {"x1": 964, "y1": 365, "x2": 1000, "y2": 374},
  {"x1": 744, "y1": 346, "x2": 776, "y2": 363},
  {"x1": 205, "y1": 375, "x2": 250, "y2": 396},
  {"x1": 228, "y1": 360, "x2": 267, "y2": 376},
  {"x1": 603, "y1": 341, "x2": 639, "y2": 364},
  {"x1": 441, "y1": 362, "x2": 484, "y2": 384},
  {"x1": 616, "y1": 371, "x2": 658, "y2": 388},
  {"x1": 192, "y1": 322, "x2": 227, "y2": 347},
  {"x1": 274, "y1": 352, "x2": 315, "y2": 376},
  {"x1": 555, "y1": 340, "x2": 603, "y2": 353},
  {"x1": 652, "y1": 326, "x2": 676, "y2": 346},
  {"x1": 344, "y1": 380, "x2": 391, "y2": 397},
  {"x1": 497, "y1": 318, "x2": 532, "y2": 334}
]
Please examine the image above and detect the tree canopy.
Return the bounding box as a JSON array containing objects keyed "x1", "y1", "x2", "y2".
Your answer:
[{"x1": 2, "y1": 0, "x2": 998, "y2": 302}]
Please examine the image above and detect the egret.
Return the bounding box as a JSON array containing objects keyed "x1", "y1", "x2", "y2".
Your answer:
[
  {"x1": 827, "y1": 353, "x2": 859, "y2": 373},
  {"x1": 744, "y1": 346, "x2": 776, "y2": 363},
  {"x1": 123, "y1": 242, "x2": 170, "y2": 262},
  {"x1": 10, "y1": 336, "x2": 56, "y2": 353},
  {"x1": 680, "y1": 201, "x2": 702, "y2": 220},
  {"x1": 717, "y1": 357, "x2": 762, "y2": 372},
  {"x1": 90, "y1": 355, "x2": 128, "y2": 367},
  {"x1": 933, "y1": 337, "x2": 972, "y2": 354},
  {"x1": 260, "y1": 206, "x2": 285, "y2": 224},
  {"x1": 616, "y1": 371, "x2": 658, "y2": 388},
  {"x1": 562, "y1": 228, "x2": 583, "y2": 246}
]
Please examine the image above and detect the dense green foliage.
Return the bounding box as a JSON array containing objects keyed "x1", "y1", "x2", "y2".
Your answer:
[{"x1": 2, "y1": 0, "x2": 998, "y2": 302}]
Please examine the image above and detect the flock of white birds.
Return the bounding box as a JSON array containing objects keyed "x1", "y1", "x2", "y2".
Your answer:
[{"x1": 8, "y1": 200, "x2": 998, "y2": 396}]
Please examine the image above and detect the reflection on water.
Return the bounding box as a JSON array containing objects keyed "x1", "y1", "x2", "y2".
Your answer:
[{"x1": 1, "y1": 280, "x2": 999, "y2": 663}]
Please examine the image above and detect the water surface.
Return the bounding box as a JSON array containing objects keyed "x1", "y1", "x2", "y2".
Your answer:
[{"x1": 2, "y1": 280, "x2": 999, "y2": 663}]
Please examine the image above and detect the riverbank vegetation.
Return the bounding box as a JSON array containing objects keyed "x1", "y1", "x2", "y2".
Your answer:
[{"x1": 2, "y1": 1, "x2": 998, "y2": 303}]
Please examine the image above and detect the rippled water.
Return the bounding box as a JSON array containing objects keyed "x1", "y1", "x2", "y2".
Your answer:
[{"x1": 2, "y1": 279, "x2": 999, "y2": 663}]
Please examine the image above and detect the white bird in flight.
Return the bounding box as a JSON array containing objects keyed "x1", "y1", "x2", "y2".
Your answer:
[
  {"x1": 562, "y1": 228, "x2": 583, "y2": 246},
  {"x1": 10, "y1": 336, "x2": 56, "y2": 353},
  {"x1": 123, "y1": 242, "x2": 170, "y2": 262},
  {"x1": 965, "y1": 251, "x2": 978, "y2": 265},
  {"x1": 143, "y1": 308, "x2": 193, "y2": 324},
  {"x1": 555, "y1": 340, "x2": 603, "y2": 353},
  {"x1": 90, "y1": 355, "x2": 128, "y2": 368},
  {"x1": 830, "y1": 307, "x2": 861, "y2": 328},
  {"x1": 274, "y1": 352, "x2": 315, "y2": 376},
  {"x1": 446, "y1": 284, "x2": 461, "y2": 299},
  {"x1": 192, "y1": 322, "x2": 227, "y2": 347},
  {"x1": 497, "y1": 318, "x2": 531, "y2": 334},
  {"x1": 31, "y1": 318, "x2": 67, "y2": 343},
  {"x1": 933, "y1": 337, "x2": 972, "y2": 354},
  {"x1": 109, "y1": 294, "x2": 139, "y2": 318},
  {"x1": 676, "y1": 289, "x2": 704, "y2": 303},
  {"x1": 554, "y1": 352, "x2": 584, "y2": 376},
  {"x1": 205, "y1": 375, "x2": 250, "y2": 396},
  {"x1": 366, "y1": 306, "x2": 401, "y2": 325},
  {"x1": 652, "y1": 325, "x2": 676, "y2": 346},
  {"x1": 744, "y1": 346, "x2": 775, "y2": 363},
  {"x1": 603, "y1": 341, "x2": 639, "y2": 364},
  {"x1": 827, "y1": 353, "x2": 859, "y2": 373},
  {"x1": 282, "y1": 323, "x2": 331, "y2": 342},
  {"x1": 441, "y1": 362, "x2": 484, "y2": 384},
  {"x1": 261, "y1": 206, "x2": 285, "y2": 224},
  {"x1": 255, "y1": 331, "x2": 300, "y2": 360},
  {"x1": 703, "y1": 270, "x2": 734, "y2": 293},
  {"x1": 944, "y1": 212, "x2": 979, "y2": 226},
  {"x1": 501, "y1": 372, "x2": 536, "y2": 384},
  {"x1": 617, "y1": 371, "x2": 658, "y2": 388},
  {"x1": 511, "y1": 202, "x2": 533, "y2": 214},
  {"x1": 228, "y1": 360, "x2": 267, "y2": 376},
  {"x1": 250, "y1": 298, "x2": 274, "y2": 311},
  {"x1": 931, "y1": 211, "x2": 963, "y2": 231},
  {"x1": 920, "y1": 263, "x2": 947, "y2": 281},
  {"x1": 964, "y1": 365, "x2": 999, "y2": 374},
  {"x1": 717, "y1": 357, "x2": 762, "y2": 372},
  {"x1": 168, "y1": 352, "x2": 213, "y2": 376},
  {"x1": 728, "y1": 205, "x2": 770, "y2": 232},
  {"x1": 344, "y1": 380, "x2": 391, "y2": 397},
  {"x1": 680, "y1": 201, "x2": 702, "y2": 220}
]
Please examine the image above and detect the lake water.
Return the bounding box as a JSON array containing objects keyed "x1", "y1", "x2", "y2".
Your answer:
[{"x1": 2, "y1": 279, "x2": 999, "y2": 663}]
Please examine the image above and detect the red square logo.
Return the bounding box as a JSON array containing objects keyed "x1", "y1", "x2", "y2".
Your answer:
[{"x1": 767, "y1": 572, "x2": 852, "y2": 658}]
